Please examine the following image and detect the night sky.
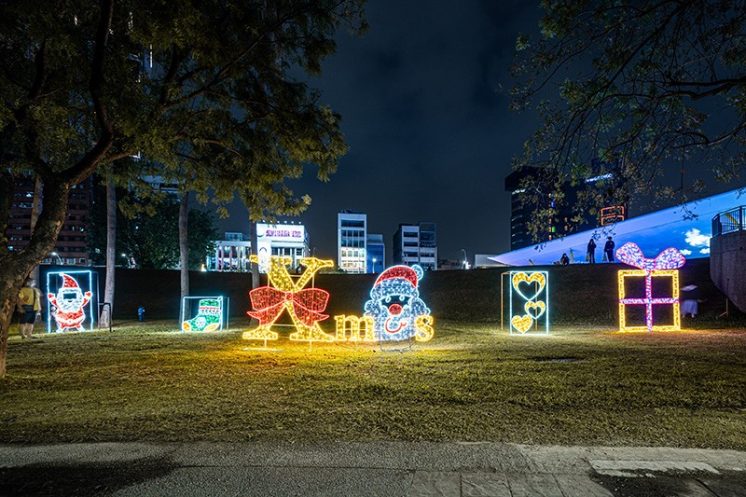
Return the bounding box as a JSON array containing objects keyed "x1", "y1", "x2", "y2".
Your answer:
[{"x1": 220, "y1": 0, "x2": 541, "y2": 263}]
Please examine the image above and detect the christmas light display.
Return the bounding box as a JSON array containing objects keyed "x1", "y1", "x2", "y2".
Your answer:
[
  {"x1": 242, "y1": 255, "x2": 335, "y2": 343},
  {"x1": 507, "y1": 271, "x2": 549, "y2": 335},
  {"x1": 181, "y1": 296, "x2": 225, "y2": 332},
  {"x1": 616, "y1": 242, "x2": 685, "y2": 332},
  {"x1": 334, "y1": 315, "x2": 375, "y2": 342},
  {"x1": 362, "y1": 264, "x2": 434, "y2": 342},
  {"x1": 46, "y1": 271, "x2": 94, "y2": 333},
  {"x1": 414, "y1": 315, "x2": 435, "y2": 342}
]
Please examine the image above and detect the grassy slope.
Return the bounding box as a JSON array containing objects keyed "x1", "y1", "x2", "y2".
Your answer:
[{"x1": 1, "y1": 321, "x2": 744, "y2": 448}]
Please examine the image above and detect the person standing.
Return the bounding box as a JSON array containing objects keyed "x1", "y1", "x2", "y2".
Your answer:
[
  {"x1": 586, "y1": 238, "x2": 597, "y2": 264},
  {"x1": 17, "y1": 277, "x2": 41, "y2": 339},
  {"x1": 681, "y1": 284, "x2": 702, "y2": 318},
  {"x1": 604, "y1": 236, "x2": 616, "y2": 262}
]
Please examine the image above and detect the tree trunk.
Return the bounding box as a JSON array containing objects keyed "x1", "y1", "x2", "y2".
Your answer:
[
  {"x1": 249, "y1": 220, "x2": 260, "y2": 327},
  {"x1": 100, "y1": 175, "x2": 116, "y2": 328},
  {"x1": 179, "y1": 191, "x2": 189, "y2": 301},
  {"x1": 0, "y1": 179, "x2": 70, "y2": 377},
  {"x1": 249, "y1": 220, "x2": 260, "y2": 290},
  {"x1": 28, "y1": 176, "x2": 43, "y2": 283}
]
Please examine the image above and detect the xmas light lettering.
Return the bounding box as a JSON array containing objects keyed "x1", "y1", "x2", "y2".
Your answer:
[
  {"x1": 242, "y1": 257, "x2": 436, "y2": 345},
  {"x1": 334, "y1": 315, "x2": 375, "y2": 342},
  {"x1": 616, "y1": 242, "x2": 685, "y2": 332},
  {"x1": 242, "y1": 256, "x2": 335, "y2": 343}
]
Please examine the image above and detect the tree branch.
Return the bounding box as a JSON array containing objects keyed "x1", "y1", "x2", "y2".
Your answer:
[{"x1": 59, "y1": 0, "x2": 115, "y2": 184}]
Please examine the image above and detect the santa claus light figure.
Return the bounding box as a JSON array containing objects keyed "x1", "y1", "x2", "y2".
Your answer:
[
  {"x1": 363, "y1": 264, "x2": 433, "y2": 342},
  {"x1": 48, "y1": 273, "x2": 92, "y2": 332}
]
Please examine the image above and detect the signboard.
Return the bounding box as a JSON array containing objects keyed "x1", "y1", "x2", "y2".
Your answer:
[{"x1": 256, "y1": 223, "x2": 306, "y2": 244}]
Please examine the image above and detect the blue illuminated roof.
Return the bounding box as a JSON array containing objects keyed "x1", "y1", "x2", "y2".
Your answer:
[{"x1": 491, "y1": 188, "x2": 745, "y2": 266}]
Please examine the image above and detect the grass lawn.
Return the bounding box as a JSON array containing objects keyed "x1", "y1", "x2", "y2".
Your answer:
[{"x1": 1, "y1": 320, "x2": 744, "y2": 448}]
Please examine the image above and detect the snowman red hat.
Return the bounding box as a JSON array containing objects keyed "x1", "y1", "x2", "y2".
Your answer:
[
  {"x1": 60, "y1": 273, "x2": 80, "y2": 289},
  {"x1": 373, "y1": 265, "x2": 424, "y2": 289}
]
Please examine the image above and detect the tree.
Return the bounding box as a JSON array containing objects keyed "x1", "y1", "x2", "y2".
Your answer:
[
  {"x1": 90, "y1": 196, "x2": 219, "y2": 271},
  {"x1": 0, "y1": 0, "x2": 365, "y2": 376},
  {"x1": 178, "y1": 191, "x2": 189, "y2": 301},
  {"x1": 511, "y1": 0, "x2": 746, "y2": 241},
  {"x1": 99, "y1": 173, "x2": 116, "y2": 328}
]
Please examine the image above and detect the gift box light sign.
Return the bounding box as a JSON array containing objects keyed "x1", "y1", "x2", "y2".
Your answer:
[{"x1": 616, "y1": 242, "x2": 686, "y2": 332}]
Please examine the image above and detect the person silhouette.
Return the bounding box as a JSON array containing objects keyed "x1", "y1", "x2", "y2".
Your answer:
[
  {"x1": 604, "y1": 236, "x2": 616, "y2": 262},
  {"x1": 587, "y1": 238, "x2": 597, "y2": 264}
]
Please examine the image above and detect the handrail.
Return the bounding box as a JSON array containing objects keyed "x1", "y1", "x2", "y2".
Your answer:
[{"x1": 712, "y1": 206, "x2": 746, "y2": 237}]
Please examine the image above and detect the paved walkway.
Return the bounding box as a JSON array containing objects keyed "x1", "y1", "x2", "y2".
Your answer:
[{"x1": 1, "y1": 442, "x2": 744, "y2": 496}]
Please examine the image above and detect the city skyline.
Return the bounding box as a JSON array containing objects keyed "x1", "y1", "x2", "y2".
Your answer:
[
  {"x1": 216, "y1": 0, "x2": 740, "y2": 263},
  {"x1": 217, "y1": 0, "x2": 540, "y2": 263}
]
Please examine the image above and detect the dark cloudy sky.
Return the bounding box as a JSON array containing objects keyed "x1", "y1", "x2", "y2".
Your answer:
[{"x1": 220, "y1": 0, "x2": 542, "y2": 262}]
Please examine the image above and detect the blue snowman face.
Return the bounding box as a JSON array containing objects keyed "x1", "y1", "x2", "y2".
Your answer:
[{"x1": 363, "y1": 265, "x2": 430, "y2": 341}]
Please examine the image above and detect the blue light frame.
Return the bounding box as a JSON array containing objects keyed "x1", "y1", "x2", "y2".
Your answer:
[
  {"x1": 507, "y1": 270, "x2": 549, "y2": 336},
  {"x1": 45, "y1": 270, "x2": 95, "y2": 333}
]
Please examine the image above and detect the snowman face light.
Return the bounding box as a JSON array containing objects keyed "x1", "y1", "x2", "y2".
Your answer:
[
  {"x1": 363, "y1": 265, "x2": 432, "y2": 342},
  {"x1": 56, "y1": 288, "x2": 85, "y2": 312}
]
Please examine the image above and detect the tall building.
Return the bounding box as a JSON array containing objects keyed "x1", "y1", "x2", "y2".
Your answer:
[
  {"x1": 337, "y1": 211, "x2": 367, "y2": 273},
  {"x1": 419, "y1": 222, "x2": 437, "y2": 267},
  {"x1": 393, "y1": 223, "x2": 438, "y2": 270},
  {"x1": 366, "y1": 233, "x2": 385, "y2": 273},
  {"x1": 6, "y1": 176, "x2": 92, "y2": 266},
  {"x1": 505, "y1": 166, "x2": 621, "y2": 250}
]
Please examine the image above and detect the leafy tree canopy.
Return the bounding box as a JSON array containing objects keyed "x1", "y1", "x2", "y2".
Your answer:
[
  {"x1": 0, "y1": 0, "x2": 364, "y2": 375},
  {"x1": 89, "y1": 188, "x2": 218, "y2": 270},
  {"x1": 1, "y1": 0, "x2": 365, "y2": 246},
  {"x1": 511, "y1": 0, "x2": 746, "y2": 241}
]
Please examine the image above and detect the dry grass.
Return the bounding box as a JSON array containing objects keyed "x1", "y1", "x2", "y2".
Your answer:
[{"x1": 1, "y1": 320, "x2": 744, "y2": 448}]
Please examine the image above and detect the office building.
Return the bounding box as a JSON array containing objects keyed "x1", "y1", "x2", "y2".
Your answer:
[
  {"x1": 505, "y1": 166, "x2": 623, "y2": 250},
  {"x1": 393, "y1": 223, "x2": 438, "y2": 270},
  {"x1": 337, "y1": 211, "x2": 367, "y2": 273},
  {"x1": 6, "y1": 175, "x2": 92, "y2": 266},
  {"x1": 208, "y1": 232, "x2": 252, "y2": 272},
  {"x1": 256, "y1": 222, "x2": 309, "y2": 269},
  {"x1": 366, "y1": 233, "x2": 385, "y2": 273},
  {"x1": 207, "y1": 222, "x2": 309, "y2": 273}
]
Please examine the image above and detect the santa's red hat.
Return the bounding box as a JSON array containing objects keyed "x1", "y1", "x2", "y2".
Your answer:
[
  {"x1": 374, "y1": 265, "x2": 420, "y2": 288},
  {"x1": 60, "y1": 273, "x2": 80, "y2": 289}
]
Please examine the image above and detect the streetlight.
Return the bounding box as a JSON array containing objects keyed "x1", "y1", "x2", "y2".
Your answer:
[
  {"x1": 372, "y1": 257, "x2": 377, "y2": 273},
  {"x1": 460, "y1": 248, "x2": 468, "y2": 270}
]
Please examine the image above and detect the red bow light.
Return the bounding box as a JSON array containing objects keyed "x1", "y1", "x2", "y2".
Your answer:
[{"x1": 247, "y1": 287, "x2": 330, "y2": 326}]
